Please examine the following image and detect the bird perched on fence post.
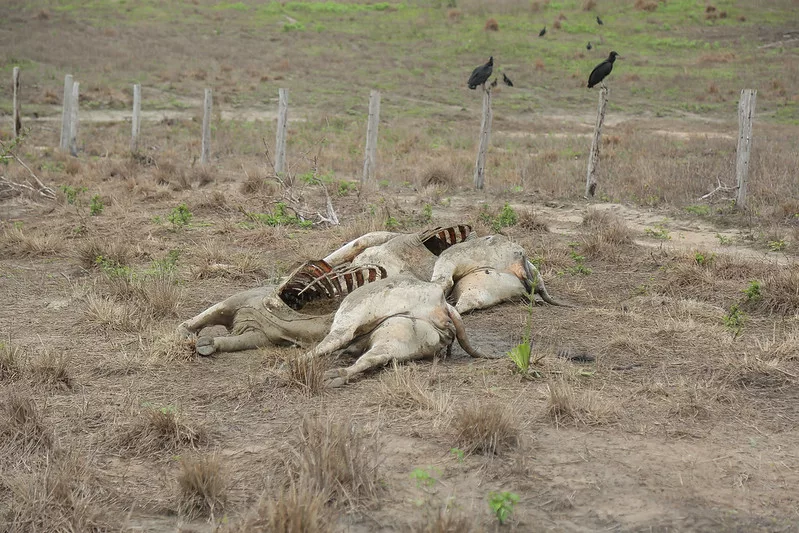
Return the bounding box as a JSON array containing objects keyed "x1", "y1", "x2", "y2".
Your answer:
[
  {"x1": 587, "y1": 51, "x2": 619, "y2": 89},
  {"x1": 467, "y1": 56, "x2": 493, "y2": 90}
]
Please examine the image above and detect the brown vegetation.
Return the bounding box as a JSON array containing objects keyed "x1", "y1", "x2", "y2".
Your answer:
[
  {"x1": 452, "y1": 401, "x2": 519, "y2": 455},
  {"x1": 177, "y1": 454, "x2": 227, "y2": 519},
  {"x1": 634, "y1": 0, "x2": 658, "y2": 11},
  {"x1": 484, "y1": 18, "x2": 499, "y2": 31}
]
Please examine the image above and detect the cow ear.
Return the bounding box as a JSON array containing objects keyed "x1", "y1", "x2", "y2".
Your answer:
[
  {"x1": 278, "y1": 261, "x2": 387, "y2": 310},
  {"x1": 420, "y1": 224, "x2": 472, "y2": 255}
]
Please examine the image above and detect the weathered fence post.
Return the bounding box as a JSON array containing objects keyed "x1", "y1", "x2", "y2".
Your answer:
[
  {"x1": 275, "y1": 88, "x2": 288, "y2": 175},
  {"x1": 735, "y1": 89, "x2": 757, "y2": 210},
  {"x1": 200, "y1": 88, "x2": 212, "y2": 165},
  {"x1": 68, "y1": 82, "x2": 80, "y2": 156},
  {"x1": 12, "y1": 67, "x2": 21, "y2": 138},
  {"x1": 59, "y1": 74, "x2": 73, "y2": 150},
  {"x1": 584, "y1": 86, "x2": 609, "y2": 198},
  {"x1": 361, "y1": 89, "x2": 381, "y2": 184},
  {"x1": 473, "y1": 86, "x2": 493, "y2": 190},
  {"x1": 131, "y1": 83, "x2": 141, "y2": 153}
]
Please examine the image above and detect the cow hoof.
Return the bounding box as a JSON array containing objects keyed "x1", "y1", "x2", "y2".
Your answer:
[
  {"x1": 325, "y1": 376, "x2": 348, "y2": 388},
  {"x1": 196, "y1": 336, "x2": 217, "y2": 356}
]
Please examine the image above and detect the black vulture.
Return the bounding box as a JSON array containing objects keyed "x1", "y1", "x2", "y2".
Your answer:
[
  {"x1": 502, "y1": 73, "x2": 514, "y2": 87},
  {"x1": 596, "y1": 15, "x2": 603, "y2": 25},
  {"x1": 586, "y1": 41, "x2": 592, "y2": 50},
  {"x1": 467, "y1": 56, "x2": 493, "y2": 90},
  {"x1": 587, "y1": 51, "x2": 619, "y2": 89},
  {"x1": 539, "y1": 26, "x2": 547, "y2": 37}
]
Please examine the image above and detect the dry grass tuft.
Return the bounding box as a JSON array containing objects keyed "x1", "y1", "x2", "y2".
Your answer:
[
  {"x1": 150, "y1": 330, "x2": 198, "y2": 363},
  {"x1": 484, "y1": 17, "x2": 499, "y2": 31},
  {"x1": 291, "y1": 415, "x2": 382, "y2": 508},
  {"x1": 552, "y1": 19, "x2": 562, "y2": 30},
  {"x1": 545, "y1": 380, "x2": 615, "y2": 426},
  {"x1": 285, "y1": 354, "x2": 326, "y2": 397},
  {"x1": 758, "y1": 266, "x2": 799, "y2": 316},
  {"x1": 0, "y1": 224, "x2": 64, "y2": 257},
  {"x1": 1, "y1": 341, "x2": 26, "y2": 381},
  {"x1": 29, "y1": 350, "x2": 72, "y2": 390},
  {"x1": 119, "y1": 404, "x2": 208, "y2": 454},
  {"x1": 634, "y1": 0, "x2": 658, "y2": 11},
  {"x1": 5, "y1": 453, "x2": 116, "y2": 532},
  {"x1": 517, "y1": 209, "x2": 549, "y2": 232},
  {"x1": 452, "y1": 401, "x2": 519, "y2": 455},
  {"x1": 420, "y1": 165, "x2": 455, "y2": 188},
  {"x1": 375, "y1": 363, "x2": 451, "y2": 414},
  {"x1": 138, "y1": 273, "x2": 183, "y2": 318},
  {"x1": 1, "y1": 393, "x2": 52, "y2": 451},
  {"x1": 74, "y1": 238, "x2": 132, "y2": 270},
  {"x1": 534, "y1": 59, "x2": 545, "y2": 71},
  {"x1": 177, "y1": 454, "x2": 227, "y2": 519},
  {"x1": 447, "y1": 8, "x2": 462, "y2": 22},
  {"x1": 579, "y1": 209, "x2": 634, "y2": 259},
  {"x1": 582, "y1": 0, "x2": 596, "y2": 10},
  {"x1": 83, "y1": 292, "x2": 141, "y2": 331},
  {"x1": 230, "y1": 481, "x2": 334, "y2": 533}
]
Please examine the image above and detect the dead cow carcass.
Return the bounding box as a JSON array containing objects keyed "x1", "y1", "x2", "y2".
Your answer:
[
  {"x1": 323, "y1": 225, "x2": 473, "y2": 280},
  {"x1": 431, "y1": 234, "x2": 567, "y2": 313},
  {"x1": 176, "y1": 261, "x2": 386, "y2": 355},
  {"x1": 302, "y1": 275, "x2": 500, "y2": 387}
]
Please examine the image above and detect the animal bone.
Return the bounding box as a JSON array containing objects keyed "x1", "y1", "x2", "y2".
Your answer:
[
  {"x1": 302, "y1": 275, "x2": 500, "y2": 387},
  {"x1": 431, "y1": 234, "x2": 568, "y2": 313},
  {"x1": 176, "y1": 261, "x2": 386, "y2": 355}
]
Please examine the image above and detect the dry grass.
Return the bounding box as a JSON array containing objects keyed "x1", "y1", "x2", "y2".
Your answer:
[
  {"x1": 285, "y1": 354, "x2": 326, "y2": 397},
  {"x1": 290, "y1": 415, "x2": 381, "y2": 508},
  {"x1": 484, "y1": 18, "x2": 499, "y2": 31},
  {"x1": 579, "y1": 209, "x2": 634, "y2": 259},
  {"x1": 150, "y1": 330, "x2": 197, "y2": 363},
  {"x1": 758, "y1": 266, "x2": 799, "y2": 316},
  {"x1": 83, "y1": 292, "x2": 141, "y2": 331},
  {"x1": 73, "y1": 238, "x2": 132, "y2": 270},
  {"x1": 375, "y1": 363, "x2": 452, "y2": 414},
  {"x1": 634, "y1": 0, "x2": 658, "y2": 11},
  {"x1": 582, "y1": 0, "x2": 596, "y2": 10},
  {"x1": 412, "y1": 505, "x2": 478, "y2": 533},
  {"x1": 29, "y1": 350, "x2": 72, "y2": 390},
  {"x1": 0, "y1": 341, "x2": 25, "y2": 381},
  {"x1": 118, "y1": 404, "x2": 208, "y2": 455},
  {"x1": 0, "y1": 225, "x2": 64, "y2": 258},
  {"x1": 3, "y1": 452, "x2": 116, "y2": 533},
  {"x1": 177, "y1": 454, "x2": 227, "y2": 519},
  {"x1": 0, "y1": 393, "x2": 52, "y2": 452},
  {"x1": 545, "y1": 380, "x2": 615, "y2": 426},
  {"x1": 230, "y1": 481, "x2": 334, "y2": 533},
  {"x1": 517, "y1": 209, "x2": 549, "y2": 232},
  {"x1": 452, "y1": 401, "x2": 519, "y2": 455}
]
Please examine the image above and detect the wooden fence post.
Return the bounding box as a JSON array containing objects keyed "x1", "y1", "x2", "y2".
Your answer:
[
  {"x1": 59, "y1": 74, "x2": 73, "y2": 150},
  {"x1": 131, "y1": 83, "x2": 141, "y2": 153},
  {"x1": 584, "y1": 86, "x2": 609, "y2": 198},
  {"x1": 735, "y1": 89, "x2": 757, "y2": 210},
  {"x1": 361, "y1": 89, "x2": 381, "y2": 184},
  {"x1": 473, "y1": 86, "x2": 493, "y2": 190},
  {"x1": 200, "y1": 88, "x2": 212, "y2": 165},
  {"x1": 12, "y1": 67, "x2": 21, "y2": 138},
  {"x1": 69, "y1": 82, "x2": 80, "y2": 157},
  {"x1": 275, "y1": 88, "x2": 288, "y2": 175}
]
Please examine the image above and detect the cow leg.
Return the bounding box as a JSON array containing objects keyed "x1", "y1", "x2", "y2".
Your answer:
[
  {"x1": 324, "y1": 319, "x2": 439, "y2": 387},
  {"x1": 196, "y1": 330, "x2": 269, "y2": 356},
  {"x1": 176, "y1": 287, "x2": 270, "y2": 337}
]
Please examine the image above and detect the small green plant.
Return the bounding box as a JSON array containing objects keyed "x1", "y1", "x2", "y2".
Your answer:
[
  {"x1": 96, "y1": 256, "x2": 132, "y2": 279},
  {"x1": 449, "y1": 448, "x2": 465, "y2": 463},
  {"x1": 644, "y1": 225, "x2": 671, "y2": 240},
  {"x1": 167, "y1": 203, "x2": 193, "y2": 229},
  {"x1": 743, "y1": 280, "x2": 762, "y2": 302},
  {"x1": 492, "y1": 203, "x2": 518, "y2": 232},
  {"x1": 243, "y1": 203, "x2": 312, "y2": 228},
  {"x1": 148, "y1": 249, "x2": 180, "y2": 275},
  {"x1": 410, "y1": 468, "x2": 438, "y2": 489},
  {"x1": 723, "y1": 304, "x2": 746, "y2": 338},
  {"x1": 60, "y1": 184, "x2": 87, "y2": 205},
  {"x1": 768, "y1": 239, "x2": 787, "y2": 252},
  {"x1": 487, "y1": 491, "x2": 519, "y2": 525},
  {"x1": 337, "y1": 180, "x2": 357, "y2": 196},
  {"x1": 507, "y1": 281, "x2": 544, "y2": 377},
  {"x1": 685, "y1": 204, "x2": 710, "y2": 216},
  {"x1": 567, "y1": 247, "x2": 592, "y2": 275},
  {"x1": 715, "y1": 233, "x2": 732, "y2": 245},
  {"x1": 283, "y1": 21, "x2": 305, "y2": 31},
  {"x1": 89, "y1": 194, "x2": 104, "y2": 216},
  {"x1": 385, "y1": 216, "x2": 399, "y2": 230},
  {"x1": 694, "y1": 252, "x2": 715, "y2": 266},
  {"x1": 421, "y1": 203, "x2": 433, "y2": 223}
]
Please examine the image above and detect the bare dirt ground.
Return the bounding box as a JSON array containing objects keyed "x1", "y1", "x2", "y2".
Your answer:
[{"x1": 2, "y1": 176, "x2": 798, "y2": 531}]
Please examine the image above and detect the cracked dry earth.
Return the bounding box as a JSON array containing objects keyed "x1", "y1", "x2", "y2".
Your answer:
[{"x1": 1, "y1": 192, "x2": 798, "y2": 532}]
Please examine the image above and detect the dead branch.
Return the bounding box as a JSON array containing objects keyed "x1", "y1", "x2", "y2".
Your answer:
[
  {"x1": 699, "y1": 177, "x2": 737, "y2": 201},
  {"x1": 0, "y1": 137, "x2": 56, "y2": 200}
]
